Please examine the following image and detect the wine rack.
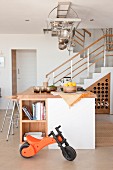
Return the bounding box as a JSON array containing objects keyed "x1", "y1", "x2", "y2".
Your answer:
[{"x1": 86, "y1": 73, "x2": 110, "y2": 114}]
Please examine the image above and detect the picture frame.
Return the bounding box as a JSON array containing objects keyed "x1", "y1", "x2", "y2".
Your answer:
[{"x1": 0, "y1": 56, "x2": 4, "y2": 67}]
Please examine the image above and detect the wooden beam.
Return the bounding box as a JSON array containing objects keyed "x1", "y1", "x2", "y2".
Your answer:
[
  {"x1": 106, "y1": 54, "x2": 113, "y2": 56},
  {"x1": 72, "y1": 57, "x2": 104, "y2": 79},
  {"x1": 83, "y1": 29, "x2": 91, "y2": 37},
  {"x1": 75, "y1": 30, "x2": 84, "y2": 37},
  {"x1": 106, "y1": 42, "x2": 113, "y2": 44},
  {"x1": 89, "y1": 45, "x2": 104, "y2": 55},
  {"x1": 90, "y1": 50, "x2": 104, "y2": 61},
  {"x1": 74, "y1": 34, "x2": 84, "y2": 42},
  {"x1": 54, "y1": 57, "x2": 85, "y2": 79},
  {"x1": 73, "y1": 39, "x2": 84, "y2": 47}
]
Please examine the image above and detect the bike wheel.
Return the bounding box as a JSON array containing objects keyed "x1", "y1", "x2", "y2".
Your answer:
[
  {"x1": 20, "y1": 142, "x2": 32, "y2": 158},
  {"x1": 62, "y1": 146, "x2": 77, "y2": 161}
]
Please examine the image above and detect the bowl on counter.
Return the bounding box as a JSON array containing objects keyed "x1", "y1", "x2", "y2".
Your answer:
[
  {"x1": 63, "y1": 86, "x2": 76, "y2": 93},
  {"x1": 33, "y1": 85, "x2": 57, "y2": 93},
  {"x1": 46, "y1": 87, "x2": 51, "y2": 93},
  {"x1": 40, "y1": 86, "x2": 46, "y2": 93},
  {"x1": 33, "y1": 86, "x2": 40, "y2": 93},
  {"x1": 49, "y1": 85, "x2": 57, "y2": 91},
  {"x1": 33, "y1": 86, "x2": 51, "y2": 93}
]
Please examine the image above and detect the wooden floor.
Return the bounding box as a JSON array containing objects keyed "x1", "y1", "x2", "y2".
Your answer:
[
  {"x1": 0, "y1": 110, "x2": 113, "y2": 170},
  {"x1": 96, "y1": 114, "x2": 113, "y2": 146}
]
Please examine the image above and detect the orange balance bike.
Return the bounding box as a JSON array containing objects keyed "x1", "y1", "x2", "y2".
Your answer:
[{"x1": 20, "y1": 125, "x2": 77, "y2": 161}]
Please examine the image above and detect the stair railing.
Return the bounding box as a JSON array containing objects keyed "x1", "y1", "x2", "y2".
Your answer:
[
  {"x1": 87, "y1": 48, "x2": 90, "y2": 78},
  {"x1": 73, "y1": 29, "x2": 92, "y2": 48},
  {"x1": 54, "y1": 49, "x2": 104, "y2": 84},
  {"x1": 103, "y1": 36, "x2": 106, "y2": 67},
  {"x1": 70, "y1": 60, "x2": 73, "y2": 80},
  {"x1": 46, "y1": 34, "x2": 113, "y2": 84},
  {"x1": 52, "y1": 72, "x2": 55, "y2": 85}
]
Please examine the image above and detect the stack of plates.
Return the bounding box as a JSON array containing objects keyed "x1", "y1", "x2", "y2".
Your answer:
[{"x1": 24, "y1": 132, "x2": 43, "y2": 141}]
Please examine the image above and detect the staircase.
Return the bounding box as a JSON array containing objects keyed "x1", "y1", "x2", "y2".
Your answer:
[
  {"x1": 46, "y1": 34, "x2": 113, "y2": 85},
  {"x1": 46, "y1": 34, "x2": 113, "y2": 114},
  {"x1": 96, "y1": 121, "x2": 113, "y2": 146}
]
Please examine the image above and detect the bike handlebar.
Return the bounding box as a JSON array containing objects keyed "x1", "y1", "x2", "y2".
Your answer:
[
  {"x1": 48, "y1": 125, "x2": 61, "y2": 137},
  {"x1": 55, "y1": 125, "x2": 61, "y2": 131}
]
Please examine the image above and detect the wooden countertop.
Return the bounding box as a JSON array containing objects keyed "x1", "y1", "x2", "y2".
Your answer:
[
  {"x1": 17, "y1": 87, "x2": 96, "y2": 101},
  {"x1": 17, "y1": 87, "x2": 61, "y2": 100}
]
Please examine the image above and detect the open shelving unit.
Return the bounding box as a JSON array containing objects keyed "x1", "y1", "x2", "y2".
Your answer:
[{"x1": 19, "y1": 98, "x2": 48, "y2": 143}]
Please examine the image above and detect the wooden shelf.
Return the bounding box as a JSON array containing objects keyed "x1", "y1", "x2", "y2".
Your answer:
[
  {"x1": 18, "y1": 91, "x2": 50, "y2": 143},
  {"x1": 22, "y1": 119, "x2": 46, "y2": 123}
]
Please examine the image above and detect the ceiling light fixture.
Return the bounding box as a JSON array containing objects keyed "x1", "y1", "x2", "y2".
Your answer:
[{"x1": 44, "y1": 2, "x2": 81, "y2": 52}]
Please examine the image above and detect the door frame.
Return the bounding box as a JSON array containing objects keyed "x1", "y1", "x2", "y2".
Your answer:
[{"x1": 12, "y1": 49, "x2": 17, "y2": 95}]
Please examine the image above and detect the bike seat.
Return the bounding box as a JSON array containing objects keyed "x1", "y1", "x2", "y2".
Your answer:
[{"x1": 26, "y1": 135, "x2": 41, "y2": 145}]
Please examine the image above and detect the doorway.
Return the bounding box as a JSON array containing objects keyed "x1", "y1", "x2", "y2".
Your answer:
[{"x1": 12, "y1": 49, "x2": 37, "y2": 95}]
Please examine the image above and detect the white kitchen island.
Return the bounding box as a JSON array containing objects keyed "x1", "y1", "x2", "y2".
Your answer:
[
  {"x1": 47, "y1": 97, "x2": 95, "y2": 149},
  {"x1": 18, "y1": 87, "x2": 96, "y2": 149}
]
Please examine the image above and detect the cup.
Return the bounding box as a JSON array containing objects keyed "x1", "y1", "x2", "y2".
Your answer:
[
  {"x1": 46, "y1": 87, "x2": 51, "y2": 93},
  {"x1": 43, "y1": 82, "x2": 48, "y2": 88}
]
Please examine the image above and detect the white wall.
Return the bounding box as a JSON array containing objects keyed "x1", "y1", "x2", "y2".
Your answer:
[{"x1": 0, "y1": 34, "x2": 74, "y2": 109}]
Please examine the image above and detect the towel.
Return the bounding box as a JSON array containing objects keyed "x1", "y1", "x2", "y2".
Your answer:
[{"x1": 52, "y1": 91, "x2": 96, "y2": 107}]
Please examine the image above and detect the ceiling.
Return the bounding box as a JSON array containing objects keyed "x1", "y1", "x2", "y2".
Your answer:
[{"x1": 0, "y1": 0, "x2": 113, "y2": 34}]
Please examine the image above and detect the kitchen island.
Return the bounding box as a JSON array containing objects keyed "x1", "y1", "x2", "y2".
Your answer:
[{"x1": 18, "y1": 87, "x2": 96, "y2": 149}]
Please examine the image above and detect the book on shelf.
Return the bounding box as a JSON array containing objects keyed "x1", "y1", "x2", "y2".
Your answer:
[
  {"x1": 22, "y1": 106, "x2": 33, "y2": 120},
  {"x1": 32, "y1": 103, "x2": 36, "y2": 120},
  {"x1": 32, "y1": 101, "x2": 46, "y2": 120},
  {"x1": 36, "y1": 102, "x2": 41, "y2": 120},
  {"x1": 40, "y1": 102, "x2": 45, "y2": 120}
]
